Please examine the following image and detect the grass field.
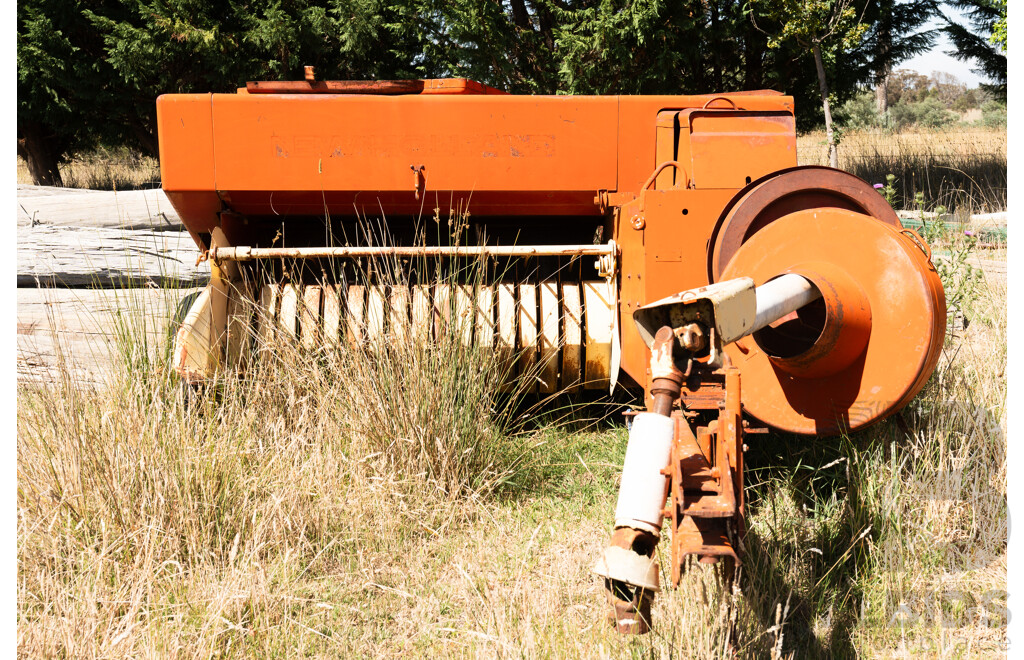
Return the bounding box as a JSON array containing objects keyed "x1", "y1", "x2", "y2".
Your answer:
[
  {"x1": 17, "y1": 225, "x2": 1007, "y2": 656},
  {"x1": 797, "y1": 128, "x2": 1007, "y2": 214},
  {"x1": 16, "y1": 126, "x2": 1007, "y2": 656}
]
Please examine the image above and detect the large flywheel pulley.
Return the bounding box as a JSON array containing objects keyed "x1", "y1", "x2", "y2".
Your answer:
[
  {"x1": 712, "y1": 172, "x2": 946, "y2": 434},
  {"x1": 708, "y1": 166, "x2": 902, "y2": 282},
  {"x1": 595, "y1": 164, "x2": 949, "y2": 636}
]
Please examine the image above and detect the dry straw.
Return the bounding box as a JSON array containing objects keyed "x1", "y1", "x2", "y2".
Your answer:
[
  {"x1": 17, "y1": 213, "x2": 1005, "y2": 656},
  {"x1": 798, "y1": 128, "x2": 1006, "y2": 213}
]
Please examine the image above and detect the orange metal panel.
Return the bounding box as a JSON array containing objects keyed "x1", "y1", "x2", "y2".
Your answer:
[
  {"x1": 681, "y1": 110, "x2": 796, "y2": 188},
  {"x1": 162, "y1": 190, "x2": 222, "y2": 246},
  {"x1": 614, "y1": 188, "x2": 736, "y2": 388},
  {"x1": 156, "y1": 94, "x2": 216, "y2": 191},
  {"x1": 208, "y1": 94, "x2": 619, "y2": 194},
  {"x1": 615, "y1": 197, "x2": 647, "y2": 388},
  {"x1": 615, "y1": 94, "x2": 795, "y2": 196},
  {"x1": 157, "y1": 89, "x2": 796, "y2": 228},
  {"x1": 642, "y1": 189, "x2": 736, "y2": 300},
  {"x1": 157, "y1": 94, "x2": 220, "y2": 244}
]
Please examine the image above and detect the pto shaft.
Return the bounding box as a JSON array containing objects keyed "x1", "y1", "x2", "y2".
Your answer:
[{"x1": 751, "y1": 273, "x2": 821, "y2": 335}]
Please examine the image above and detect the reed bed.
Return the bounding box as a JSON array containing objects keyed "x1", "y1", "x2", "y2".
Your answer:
[{"x1": 798, "y1": 128, "x2": 1007, "y2": 213}]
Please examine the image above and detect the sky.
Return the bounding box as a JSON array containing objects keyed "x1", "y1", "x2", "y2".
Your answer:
[{"x1": 898, "y1": 6, "x2": 993, "y2": 87}]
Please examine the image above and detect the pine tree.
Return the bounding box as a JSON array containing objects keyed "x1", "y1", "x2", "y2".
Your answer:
[
  {"x1": 942, "y1": 0, "x2": 1006, "y2": 100},
  {"x1": 17, "y1": 1, "x2": 112, "y2": 186},
  {"x1": 17, "y1": 0, "x2": 431, "y2": 186},
  {"x1": 858, "y1": 0, "x2": 939, "y2": 114},
  {"x1": 19, "y1": 0, "x2": 923, "y2": 185}
]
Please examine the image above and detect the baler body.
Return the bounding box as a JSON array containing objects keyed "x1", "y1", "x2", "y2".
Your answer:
[
  {"x1": 157, "y1": 80, "x2": 806, "y2": 395},
  {"x1": 157, "y1": 78, "x2": 947, "y2": 622}
]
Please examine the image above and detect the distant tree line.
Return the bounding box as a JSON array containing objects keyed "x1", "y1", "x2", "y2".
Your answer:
[
  {"x1": 17, "y1": 0, "x2": 1007, "y2": 186},
  {"x1": 838, "y1": 68, "x2": 1007, "y2": 130}
]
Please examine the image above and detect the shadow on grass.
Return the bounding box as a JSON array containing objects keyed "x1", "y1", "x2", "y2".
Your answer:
[{"x1": 739, "y1": 426, "x2": 881, "y2": 658}]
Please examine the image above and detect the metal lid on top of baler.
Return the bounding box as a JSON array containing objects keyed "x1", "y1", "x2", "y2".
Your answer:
[{"x1": 244, "y1": 78, "x2": 508, "y2": 95}]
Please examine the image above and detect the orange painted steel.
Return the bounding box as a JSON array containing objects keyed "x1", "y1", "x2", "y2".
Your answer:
[
  {"x1": 157, "y1": 84, "x2": 795, "y2": 232},
  {"x1": 721, "y1": 209, "x2": 945, "y2": 435},
  {"x1": 156, "y1": 77, "x2": 945, "y2": 438},
  {"x1": 245, "y1": 77, "x2": 508, "y2": 95}
]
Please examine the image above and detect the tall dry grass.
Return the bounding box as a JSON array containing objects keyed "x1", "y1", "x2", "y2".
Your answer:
[
  {"x1": 798, "y1": 128, "x2": 1007, "y2": 213},
  {"x1": 17, "y1": 251, "x2": 556, "y2": 656},
  {"x1": 17, "y1": 148, "x2": 160, "y2": 190},
  {"x1": 17, "y1": 240, "x2": 1005, "y2": 656}
]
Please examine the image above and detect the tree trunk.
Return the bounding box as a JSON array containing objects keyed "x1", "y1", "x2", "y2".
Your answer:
[
  {"x1": 510, "y1": 0, "x2": 530, "y2": 30},
  {"x1": 18, "y1": 121, "x2": 64, "y2": 187},
  {"x1": 744, "y1": 20, "x2": 766, "y2": 89},
  {"x1": 811, "y1": 42, "x2": 838, "y2": 169},
  {"x1": 875, "y1": 3, "x2": 891, "y2": 115},
  {"x1": 711, "y1": 1, "x2": 722, "y2": 91},
  {"x1": 128, "y1": 112, "x2": 160, "y2": 158},
  {"x1": 875, "y1": 68, "x2": 889, "y2": 114}
]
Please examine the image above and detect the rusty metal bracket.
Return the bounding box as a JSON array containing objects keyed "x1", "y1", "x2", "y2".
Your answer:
[
  {"x1": 667, "y1": 361, "x2": 744, "y2": 581},
  {"x1": 410, "y1": 164, "x2": 426, "y2": 200}
]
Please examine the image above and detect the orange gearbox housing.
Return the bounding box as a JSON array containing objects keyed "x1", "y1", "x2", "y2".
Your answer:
[{"x1": 156, "y1": 77, "x2": 945, "y2": 435}]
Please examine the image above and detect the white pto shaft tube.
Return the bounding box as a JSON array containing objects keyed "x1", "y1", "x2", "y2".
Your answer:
[
  {"x1": 752, "y1": 273, "x2": 821, "y2": 335},
  {"x1": 593, "y1": 412, "x2": 673, "y2": 598},
  {"x1": 613, "y1": 412, "x2": 675, "y2": 535}
]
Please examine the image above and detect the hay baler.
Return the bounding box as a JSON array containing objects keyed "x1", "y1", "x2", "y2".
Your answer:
[{"x1": 157, "y1": 73, "x2": 945, "y2": 633}]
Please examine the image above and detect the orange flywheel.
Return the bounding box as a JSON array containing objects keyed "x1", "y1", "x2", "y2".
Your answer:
[{"x1": 720, "y1": 208, "x2": 946, "y2": 435}]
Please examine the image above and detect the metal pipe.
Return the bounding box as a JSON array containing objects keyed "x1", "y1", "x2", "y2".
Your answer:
[
  {"x1": 752, "y1": 273, "x2": 821, "y2": 334},
  {"x1": 649, "y1": 327, "x2": 683, "y2": 417},
  {"x1": 210, "y1": 243, "x2": 617, "y2": 262}
]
